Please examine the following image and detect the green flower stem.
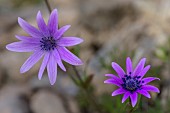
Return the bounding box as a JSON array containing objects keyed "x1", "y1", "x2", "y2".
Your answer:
[
  {"x1": 72, "y1": 65, "x2": 84, "y2": 85},
  {"x1": 126, "y1": 94, "x2": 141, "y2": 113},
  {"x1": 44, "y1": 0, "x2": 52, "y2": 13},
  {"x1": 71, "y1": 66, "x2": 104, "y2": 113}
]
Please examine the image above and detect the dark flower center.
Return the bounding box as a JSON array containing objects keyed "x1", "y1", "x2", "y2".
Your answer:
[
  {"x1": 122, "y1": 73, "x2": 143, "y2": 92},
  {"x1": 40, "y1": 37, "x2": 56, "y2": 51}
]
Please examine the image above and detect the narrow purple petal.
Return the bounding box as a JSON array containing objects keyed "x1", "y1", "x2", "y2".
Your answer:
[
  {"x1": 130, "y1": 92, "x2": 138, "y2": 107},
  {"x1": 132, "y1": 58, "x2": 146, "y2": 76},
  {"x1": 126, "y1": 57, "x2": 133, "y2": 74},
  {"x1": 142, "y1": 77, "x2": 160, "y2": 85},
  {"x1": 57, "y1": 47, "x2": 83, "y2": 65},
  {"x1": 47, "y1": 54, "x2": 57, "y2": 85},
  {"x1": 122, "y1": 92, "x2": 131, "y2": 103},
  {"x1": 52, "y1": 49, "x2": 66, "y2": 71},
  {"x1": 38, "y1": 52, "x2": 50, "y2": 80},
  {"x1": 18, "y1": 17, "x2": 43, "y2": 38},
  {"x1": 36, "y1": 11, "x2": 49, "y2": 37},
  {"x1": 105, "y1": 74, "x2": 123, "y2": 83},
  {"x1": 142, "y1": 85, "x2": 160, "y2": 93},
  {"x1": 57, "y1": 37, "x2": 83, "y2": 47},
  {"x1": 112, "y1": 62, "x2": 125, "y2": 78},
  {"x1": 53, "y1": 25, "x2": 71, "y2": 40},
  {"x1": 48, "y1": 9, "x2": 58, "y2": 35},
  {"x1": 6, "y1": 42, "x2": 40, "y2": 52},
  {"x1": 138, "y1": 65, "x2": 151, "y2": 79},
  {"x1": 104, "y1": 79, "x2": 122, "y2": 87},
  {"x1": 20, "y1": 51, "x2": 44, "y2": 73},
  {"x1": 137, "y1": 89, "x2": 151, "y2": 98},
  {"x1": 112, "y1": 88, "x2": 126, "y2": 96},
  {"x1": 15, "y1": 35, "x2": 40, "y2": 43}
]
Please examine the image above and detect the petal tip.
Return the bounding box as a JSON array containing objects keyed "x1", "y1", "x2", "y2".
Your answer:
[
  {"x1": 20, "y1": 69, "x2": 25, "y2": 74},
  {"x1": 6, "y1": 44, "x2": 10, "y2": 50},
  {"x1": 111, "y1": 62, "x2": 116, "y2": 66},
  {"x1": 18, "y1": 17, "x2": 23, "y2": 23},
  {"x1": 127, "y1": 57, "x2": 131, "y2": 60},
  {"x1": 104, "y1": 74, "x2": 108, "y2": 76},
  {"x1": 51, "y1": 9, "x2": 58, "y2": 16},
  {"x1": 122, "y1": 100, "x2": 125, "y2": 103},
  {"x1": 132, "y1": 104, "x2": 135, "y2": 107},
  {"x1": 65, "y1": 25, "x2": 71, "y2": 29},
  {"x1": 50, "y1": 82, "x2": 55, "y2": 85},
  {"x1": 50, "y1": 80, "x2": 56, "y2": 85},
  {"x1": 104, "y1": 80, "x2": 107, "y2": 83},
  {"x1": 79, "y1": 38, "x2": 84, "y2": 43},
  {"x1": 111, "y1": 93, "x2": 116, "y2": 96},
  {"x1": 76, "y1": 60, "x2": 83, "y2": 65},
  {"x1": 62, "y1": 68, "x2": 66, "y2": 72},
  {"x1": 53, "y1": 9, "x2": 58, "y2": 12}
]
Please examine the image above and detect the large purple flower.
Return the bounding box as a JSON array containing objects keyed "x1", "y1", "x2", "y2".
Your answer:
[
  {"x1": 6, "y1": 9, "x2": 83, "y2": 85},
  {"x1": 104, "y1": 57, "x2": 160, "y2": 107}
]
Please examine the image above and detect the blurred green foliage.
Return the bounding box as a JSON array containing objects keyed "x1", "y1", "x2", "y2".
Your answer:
[{"x1": 155, "y1": 38, "x2": 170, "y2": 62}]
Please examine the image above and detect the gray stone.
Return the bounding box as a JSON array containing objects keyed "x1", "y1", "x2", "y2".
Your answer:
[
  {"x1": 31, "y1": 90, "x2": 67, "y2": 113},
  {"x1": 29, "y1": 72, "x2": 78, "y2": 96},
  {"x1": 0, "y1": 84, "x2": 31, "y2": 113},
  {"x1": 0, "y1": 51, "x2": 41, "y2": 82}
]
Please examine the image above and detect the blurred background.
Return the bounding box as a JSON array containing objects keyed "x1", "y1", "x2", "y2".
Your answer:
[{"x1": 0, "y1": 0, "x2": 170, "y2": 113}]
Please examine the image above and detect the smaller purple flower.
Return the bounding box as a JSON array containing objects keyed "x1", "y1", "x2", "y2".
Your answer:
[
  {"x1": 104, "y1": 57, "x2": 160, "y2": 107},
  {"x1": 6, "y1": 9, "x2": 83, "y2": 85}
]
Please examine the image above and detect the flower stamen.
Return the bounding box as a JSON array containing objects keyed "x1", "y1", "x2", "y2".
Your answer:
[
  {"x1": 122, "y1": 74, "x2": 142, "y2": 92},
  {"x1": 40, "y1": 37, "x2": 56, "y2": 51}
]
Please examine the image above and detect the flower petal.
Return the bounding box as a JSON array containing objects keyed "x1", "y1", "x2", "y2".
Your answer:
[
  {"x1": 20, "y1": 51, "x2": 44, "y2": 73},
  {"x1": 15, "y1": 35, "x2": 40, "y2": 42},
  {"x1": 132, "y1": 58, "x2": 146, "y2": 76},
  {"x1": 126, "y1": 57, "x2": 133, "y2": 75},
  {"x1": 38, "y1": 52, "x2": 50, "y2": 80},
  {"x1": 130, "y1": 92, "x2": 138, "y2": 107},
  {"x1": 52, "y1": 49, "x2": 66, "y2": 71},
  {"x1": 122, "y1": 92, "x2": 131, "y2": 103},
  {"x1": 47, "y1": 54, "x2": 57, "y2": 85},
  {"x1": 137, "y1": 89, "x2": 151, "y2": 98},
  {"x1": 112, "y1": 62, "x2": 125, "y2": 78},
  {"x1": 112, "y1": 88, "x2": 126, "y2": 96},
  {"x1": 6, "y1": 42, "x2": 40, "y2": 52},
  {"x1": 57, "y1": 47, "x2": 83, "y2": 65},
  {"x1": 142, "y1": 85, "x2": 160, "y2": 93},
  {"x1": 53, "y1": 25, "x2": 71, "y2": 40},
  {"x1": 142, "y1": 77, "x2": 160, "y2": 85},
  {"x1": 138, "y1": 65, "x2": 151, "y2": 79},
  {"x1": 18, "y1": 17, "x2": 43, "y2": 38},
  {"x1": 105, "y1": 74, "x2": 123, "y2": 83},
  {"x1": 36, "y1": 11, "x2": 49, "y2": 37},
  {"x1": 57, "y1": 37, "x2": 83, "y2": 47},
  {"x1": 48, "y1": 9, "x2": 58, "y2": 35},
  {"x1": 104, "y1": 79, "x2": 122, "y2": 87}
]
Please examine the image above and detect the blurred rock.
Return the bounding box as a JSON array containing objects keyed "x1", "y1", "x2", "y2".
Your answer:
[
  {"x1": 31, "y1": 90, "x2": 67, "y2": 113},
  {"x1": 28, "y1": 76, "x2": 51, "y2": 91},
  {"x1": 79, "y1": 2, "x2": 137, "y2": 33},
  {"x1": 0, "y1": 66, "x2": 7, "y2": 87},
  {"x1": 0, "y1": 51, "x2": 41, "y2": 82},
  {"x1": 67, "y1": 98, "x2": 80, "y2": 113},
  {"x1": 0, "y1": 84, "x2": 31, "y2": 113},
  {"x1": 28, "y1": 71, "x2": 78, "y2": 96}
]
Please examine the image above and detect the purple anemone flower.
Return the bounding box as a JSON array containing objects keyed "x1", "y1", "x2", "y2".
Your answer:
[
  {"x1": 104, "y1": 57, "x2": 160, "y2": 107},
  {"x1": 6, "y1": 9, "x2": 83, "y2": 85}
]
